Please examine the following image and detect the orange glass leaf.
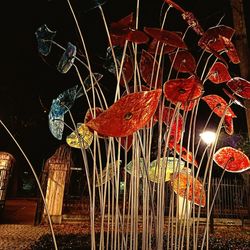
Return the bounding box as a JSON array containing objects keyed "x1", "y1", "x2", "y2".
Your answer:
[
  {"x1": 144, "y1": 27, "x2": 187, "y2": 49},
  {"x1": 169, "y1": 50, "x2": 196, "y2": 73},
  {"x1": 175, "y1": 144, "x2": 198, "y2": 168},
  {"x1": 207, "y1": 62, "x2": 231, "y2": 84},
  {"x1": 86, "y1": 89, "x2": 162, "y2": 137},
  {"x1": 139, "y1": 50, "x2": 163, "y2": 88},
  {"x1": 213, "y1": 147, "x2": 250, "y2": 173},
  {"x1": 227, "y1": 77, "x2": 250, "y2": 99},
  {"x1": 163, "y1": 76, "x2": 203, "y2": 105},
  {"x1": 171, "y1": 173, "x2": 206, "y2": 207},
  {"x1": 223, "y1": 115, "x2": 234, "y2": 135},
  {"x1": 202, "y1": 94, "x2": 237, "y2": 118}
]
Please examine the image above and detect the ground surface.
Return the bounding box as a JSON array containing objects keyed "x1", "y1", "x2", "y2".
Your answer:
[{"x1": 0, "y1": 199, "x2": 249, "y2": 249}]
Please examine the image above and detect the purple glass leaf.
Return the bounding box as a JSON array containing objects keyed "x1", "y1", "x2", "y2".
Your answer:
[
  {"x1": 57, "y1": 42, "x2": 77, "y2": 74},
  {"x1": 35, "y1": 24, "x2": 56, "y2": 56}
]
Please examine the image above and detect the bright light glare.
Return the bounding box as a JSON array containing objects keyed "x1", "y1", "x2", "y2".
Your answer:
[{"x1": 200, "y1": 131, "x2": 216, "y2": 145}]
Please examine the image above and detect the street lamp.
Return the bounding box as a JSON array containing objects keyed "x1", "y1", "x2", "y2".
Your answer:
[
  {"x1": 200, "y1": 130, "x2": 216, "y2": 235},
  {"x1": 199, "y1": 131, "x2": 216, "y2": 145}
]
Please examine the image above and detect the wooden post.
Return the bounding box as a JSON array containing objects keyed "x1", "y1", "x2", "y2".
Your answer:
[
  {"x1": 176, "y1": 195, "x2": 191, "y2": 220},
  {"x1": 0, "y1": 152, "x2": 15, "y2": 210},
  {"x1": 230, "y1": 0, "x2": 250, "y2": 220},
  {"x1": 42, "y1": 145, "x2": 72, "y2": 224},
  {"x1": 43, "y1": 163, "x2": 69, "y2": 223},
  {"x1": 230, "y1": 0, "x2": 250, "y2": 136}
]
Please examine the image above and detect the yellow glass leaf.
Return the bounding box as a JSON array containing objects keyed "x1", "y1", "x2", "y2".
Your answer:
[
  {"x1": 96, "y1": 160, "x2": 122, "y2": 187},
  {"x1": 148, "y1": 157, "x2": 185, "y2": 183},
  {"x1": 66, "y1": 123, "x2": 93, "y2": 149},
  {"x1": 125, "y1": 158, "x2": 145, "y2": 177}
]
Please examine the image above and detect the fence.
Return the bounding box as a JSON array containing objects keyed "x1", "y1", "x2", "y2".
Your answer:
[
  {"x1": 164, "y1": 176, "x2": 249, "y2": 220},
  {"x1": 209, "y1": 176, "x2": 249, "y2": 219},
  {"x1": 63, "y1": 174, "x2": 249, "y2": 221}
]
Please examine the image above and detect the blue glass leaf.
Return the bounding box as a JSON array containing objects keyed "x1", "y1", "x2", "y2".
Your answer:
[
  {"x1": 76, "y1": 73, "x2": 103, "y2": 98},
  {"x1": 50, "y1": 85, "x2": 78, "y2": 117},
  {"x1": 103, "y1": 46, "x2": 123, "y2": 75},
  {"x1": 48, "y1": 112, "x2": 64, "y2": 140},
  {"x1": 35, "y1": 24, "x2": 56, "y2": 56},
  {"x1": 82, "y1": 0, "x2": 106, "y2": 12},
  {"x1": 48, "y1": 85, "x2": 79, "y2": 140},
  {"x1": 57, "y1": 42, "x2": 77, "y2": 73}
]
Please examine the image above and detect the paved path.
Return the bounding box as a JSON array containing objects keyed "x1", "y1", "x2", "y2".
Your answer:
[{"x1": 0, "y1": 224, "x2": 49, "y2": 250}]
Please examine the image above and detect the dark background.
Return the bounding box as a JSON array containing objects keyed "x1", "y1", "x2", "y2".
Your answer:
[{"x1": 1, "y1": 0, "x2": 249, "y2": 196}]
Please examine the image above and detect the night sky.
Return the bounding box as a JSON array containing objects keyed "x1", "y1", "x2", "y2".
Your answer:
[{"x1": 1, "y1": 0, "x2": 249, "y2": 194}]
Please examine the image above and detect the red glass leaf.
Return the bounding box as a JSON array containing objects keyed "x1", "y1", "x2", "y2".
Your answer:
[
  {"x1": 169, "y1": 50, "x2": 197, "y2": 73},
  {"x1": 147, "y1": 38, "x2": 176, "y2": 55},
  {"x1": 110, "y1": 13, "x2": 134, "y2": 36},
  {"x1": 139, "y1": 50, "x2": 163, "y2": 89},
  {"x1": 110, "y1": 34, "x2": 127, "y2": 47},
  {"x1": 202, "y1": 94, "x2": 237, "y2": 118},
  {"x1": 164, "y1": 0, "x2": 185, "y2": 13},
  {"x1": 110, "y1": 13, "x2": 134, "y2": 47},
  {"x1": 182, "y1": 11, "x2": 204, "y2": 36},
  {"x1": 163, "y1": 76, "x2": 203, "y2": 105},
  {"x1": 180, "y1": 100, "x2": 198, "y2": 111},
  {"x1": 86, "y1": 89, "x2": 162, "y2": 137},
  {"x1": 221, "y1": 37, "x2": 240, "y2": 64},
  {"x1": 165, "y1": 129, "x2": 182, "y2": 149},
  {"x1": 175, "y1": 144, "x2": 198, "y2": 168},
  {"x1": 207, "y1": 62, "x2": 231, "y2": 84},
  {"x1": 222, "y1": 88, "x2": 245, "y2": 108},
  {"x1": 126, "y1": 30, "x2": 149, "y2": 44},
  {"x1": 119, "y1": 55, "x2": 134, "y2": 87},
  {"x1": 144, "y1": 27, "x2": 187, "y2": 49},
  {"x1": 223, "y1": 115, "x2": 234, "y2": 135},
  {"x1": 116, "y1": 135, "x2": 133, "y2": 151},
  {"x1": 171, "y1": 173, "x2": 206, "y2": 207},
  {"x1": 227, "y1": 77, "x2": 250, "y2": 99},
  {"x1": 154, "y1": 107, "x2": 183, "y2": 147},
  {"x1": 198, "y1": 25, "x2": 235, "y2": 52},
  {"x1": 213, "y1": 147, "x2": 250, "y2": 173},
  {"x1": 84, "y1": 107, "x2": 104, "y2": 123},
  {"x1": 121, "y1": 86, "x2": 157, "y2": 129},
  {"x1": 154, "y1": 107, "x2": 182, "y2": 126},
  {"x1": 121, "y1": 85, "x2": 150, "y2": 96}
]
